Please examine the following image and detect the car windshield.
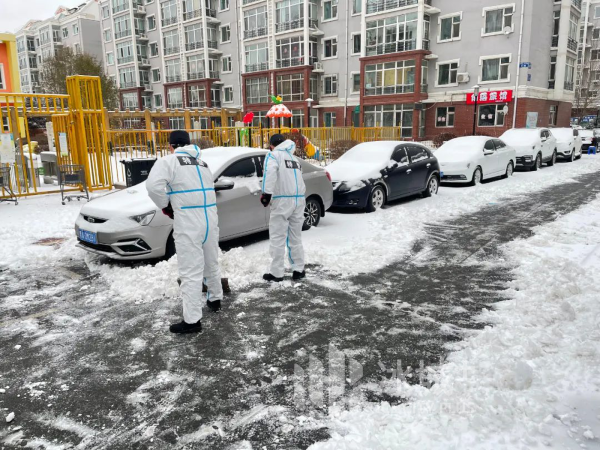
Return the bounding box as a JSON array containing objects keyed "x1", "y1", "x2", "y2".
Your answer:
[
  {"x1": 438, "y1": 138, "x2": 484, "y2": 152},
  {"x1": 551, "y1": 129, "x2": 573, "y2": 140},
  {"x1": 501, "y1": 129, "x2": 539, "y2": 145},
  {"x1": 580, "y1": 130, "x2": 593, "y2": 138},
  {"x1": 339, "y1": 142, "x2": 395, "y2": 163}
]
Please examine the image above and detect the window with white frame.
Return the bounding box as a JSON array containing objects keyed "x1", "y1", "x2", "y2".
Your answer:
[
  {"x1": 437, "y1": 61, "x2": 459, "y2": 86},
  {"x1": 436, "y1": 107, "x2": 455, "y2": 127},
  {"x1": 324, "y1": 37, "x2": 337, "y2": 58},
  {"x1": 323, "y1": 74, "x2": 338, "y2": 95},
  {"x1": 481, "y1": 55, "x2": 510, "y2": 82},
  {"x1": 169, "y1": 117, "x2": 185, "y2": 129},
  {"x1": 277, "y1": 73, "x2": 304, "y2": 101},
  {"x1": 106, "y1": 52, "x2": 114, "y2": 65},
  {"x1": 366, "y1": 13, "x2": 418, "y2": 56},
  {"x1": 275, "y1": 0, "x2": 316, "y2": 32},
  {"x1": 184, "y1": 23, "x2": 203, "y2": 50},
  {"x1": 220, "y1": 0, "x2": 229, "y2": 11},
  {"x1": 593, "y1": 28, "x2": 600, "y2": 40},
  {"x1": 478, "y1": 104, "x2": 506, "y2": 127},
  {"x1": 62, "y1": 28, "x2": 68, "y2": 38},
  {"x1": 565, "y1": 56, "x2": 575, "y2": 90},
  {"x1": 352, "y1": 0, "x2": 361, "y2": 14},
  {"x1": 323, "y1": 0, "x2": 337, "y2": 20},
  {"x1": 220, "y1": 24, "x2": 231, "y2": 43},
  {"x1": 569, "y1": 12, "x2": 578, "y2": 42},
  {"x1": 119, "y1": 66, "x2": 136, "y2": 87},
  {"x1": 150, "y1": 42, "x2": 159, "y2": 57},
  {"x1": 352, "y1": 33, "x2": 361, "y2": 55},
  {"x1": 223, "y1": 86, "x2": 233, "y2": 102},
  {"x1": 439, "y1": 13, "x2": 461, "y2": 42},
  {"x1": 324, "y1": 112, "x2": 336, "y2": 127},
  {"x1": 276, "y1": 36, "x2": 304, "y2": 67},
  {"x1": 483, "y1": 5, "x2": 514, "y2": 35},
  {"x1": 365, "y1": 60, "x2": 415, "y2": 95},
  {"x1": 104, "y1": 29, "x2": 112, "y2": 42},
  {"x1": 102, "y1": 5, "x2": 110, "y2": 18},
  {"x1": 73, "y1": 24, "x2": 79, "y2": 35},
  {"x1": 167, "y1": 87, "x2": 184, "y2": 109},
  {"x1": 151, "y1": 68, "x2": 161, "y2": 82},
  {"x1": 549, "y1": 105, "x2": 557, "y2": 126},
  {"x1": 165, "y1": 58, "x2": 181, "y2": 82},
  {"x1": 116, "y1": 41, "x2": 134, "y2": 64},
  {"x1": 114, "y1": 15, "x2": 131, "y2": 38},
  {"x1": 245, "y1": 42, "x2": 268, "y2": 71},
  {"x1": 246, "y1": 77, "x2": 269, "y2": 104},
  {"x1": 187, "y1": 54, "x2": 204, "y2": 79},
  {"x1": 244, "y1": 6, "x2": 268, "y2": 38},
  {"x1": 222, "y1": 55, "x2": 232, "y2": 73},
  {"x1": 364, "y1": 104, "x2": 414, "y2": 136},
  {"x1": 161, "y1": 0, "x2": 178, "y2": 26},
  {"x1": 351, "y1": 73, "x2": 361, "y2": 93},
  {"x1": 163, "y1": 30, "x2": 179, "y2": 54},
  {"x1": 122, "y1": 92, "x2": 139, "y2": 109},
  {"x1": 188, "y1": 85, "x2": 206, "y2": 107},
  {"x1": 147, "y1": 15, "x2": 156, "y2": 30},
  {"x1": 596, "y1": 6, "x2": 600, "y2": 18}
]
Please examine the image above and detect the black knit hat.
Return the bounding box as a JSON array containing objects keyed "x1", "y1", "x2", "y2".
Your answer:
[
  {"x1": 169, "y1": 130, "x2": 191, "y2": 148},
  {"x1": 270, "y1": 134, "x2": 286, "y2": 147}
]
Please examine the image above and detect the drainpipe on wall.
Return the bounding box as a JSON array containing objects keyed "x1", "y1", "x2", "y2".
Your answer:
[{"x1": 512, "y1": 0, "x2": 526, "y2": 128}]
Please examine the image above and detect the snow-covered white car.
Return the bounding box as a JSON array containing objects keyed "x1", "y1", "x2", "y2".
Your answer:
[
  {"x1": 500, "y1": 128, "x2": 558, "y2": 171},
  {"x1": 437, "y1": 136, "x2": 516, "y2": 185},
  {"x1": 75, "y1": 147, "x2": 333, "y2": 261},
  {"x1": 580, "y1": 129, "x2": 594, "y2": 151},
  {"x1": 550, "y1": 128, "x2": 582, "y2": 162}
]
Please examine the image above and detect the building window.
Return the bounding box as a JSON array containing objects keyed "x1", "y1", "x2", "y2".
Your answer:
[
  {"x1": 163, "y1": 30, "x2": 180, "y2": 55},
  {"x1": 324, "y1": 37, "x2": 338, "y2": 58},
  {"x1": 352, "y1": 0, "x2": 362, "y2": 14},
  {"x1": 436, "y1": 107, "x2": 455, "y2": 127},
  {"x1": 102, "y1": 6, "x2": 110, "y2": 18},
  {"x1": 478, "y1": 104, "x2": 506, "y2": 127},
  {"x1": 150, "y1": 42, "x2": 159, "y2": 57},
  {"x1": 352, "y1": 34, "x2": 361, "y2": 55},
  {"x1": 188, "y1": 85, "x2": 207, "y2": 107},
  {"x1": 277, "y1": 73, "x2": 304, "y2": 101},
  {"x1": 246, "y1": 77, "x2": 269, "y2": 104},
  {"x1": 323, "y1": 0, "x2": 338, "y2": 20},
  {"x1": 244, "y1": 6, "x2": 268, "y2": 39},
  {"x1": 323, "y1": 74, "x2": 338, "y2": 95},
  {"x1": 122, "y1": 92, "x2": 139, "y2": 109},
  {"x1": 364, "y1": 104, "x2": 414, "y2": 137},
  {"x1": 0, "y1": 64, "x2": 4, "y2": 90},
  {"x1": 481, "y1": 55, "x2": 510, "y2": 82},
  {"x1": 222, "y1": 55, "x2": 232, "y2": 73},
  {"x1": 152, "y1": 68, "x2": 161, "y2": 82},
  {"x1": 549, "y1": 105, "x2": 557, "y2": 126},
  {"x1": 167, "y1": 87, "x2": 184, "y2": 109},
  {"x1": 439, "y1": 14, "x2": 461, "y2": 42},
  {"x1": 565, "y1": 56, "x2": 575, "y2": 90},
  {"x1": 220, "y1": 0, "x2": 229, "y2": 11},
  {"x1": 245, "y1": 42, "x2": 269, "y2": 72},
  {"x1": 366, "y1": 13, "x2": 418, "y2": 56},
  {"x1": 324, "y1": 112, "x2": 336, "y2": 127},
  {"x1": 147, "y1": 15, "x2": 156, "y2": 30},
  {"x1": 169, "y1": 117, "x2": 185, "y2": 129},
  {"x1": 184, "y1": 23, "x2": 203, "y2": 50},
  {"x1": 116, "y1": 41, "x2": 134, "y2": 64},
  {"x1": 365, "y1": 60, "x2": 415, "y2": 95},
  {"x1": 224, "y1": 86, "x2": 234, "y2": 103},
  {"x1": 106, "y1": 52, "x2": 114, "y2": 65},
  {"x1": 437, "y1": 61, "x2": 459, "y2": 86},
  {"x1": 73, "y1": 24, "x2": 79, "y2": 35},
  {"x1": 220, "y1": 24, "x2": 231, "y2": 43},
  {"x1": 483, "y1": 5, "x2": 514, "y2": 35},
  {"x1": 119, "y1": 66, "x2": 136, "y2": 87},
  {"x1": 351, "y1": 73, "x2": 361, "y2": 94},
  {"x1": 104, "y1": 29, "x2": 112, "y2": 42},
  {"x1": 276, "y1": 36, "x2": 306, "y2": 68},
  {"x1": 596, "y1": 6, "x2": 600, "y2": 18},
  {"x1": 165, "y1": 58, "x2": 182, "y2": 82},
  {"x1": 275, "y1": 0, "x2": 317, "y2": 32},
  {"x1": 62, "y1": 28, "x2": 69, "y2": 38},
  {"x1": 187, "y1": 55, "x2": 204, "y2": 79}
]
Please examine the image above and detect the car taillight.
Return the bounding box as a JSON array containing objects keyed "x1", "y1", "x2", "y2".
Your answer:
[{"x1": 325, "y1": 171, "x2": 332, "y2": 182}]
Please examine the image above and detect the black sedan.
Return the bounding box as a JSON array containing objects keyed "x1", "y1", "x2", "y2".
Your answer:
[{"x1": 327, "y1": 141, "x2": 441, "y2": 212}]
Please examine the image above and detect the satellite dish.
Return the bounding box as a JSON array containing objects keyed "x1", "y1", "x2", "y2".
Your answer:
[{"x1": 503, "y1": 26, "x2": 512, "y2": 35}]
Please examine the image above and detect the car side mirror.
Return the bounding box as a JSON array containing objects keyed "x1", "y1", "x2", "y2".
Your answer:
[
  {"x1": 484, "y1": 149, "x2": 494, "y2": 156},
  {"x1": 215, "y1": 179, "x2": 235, "y2": 191}
]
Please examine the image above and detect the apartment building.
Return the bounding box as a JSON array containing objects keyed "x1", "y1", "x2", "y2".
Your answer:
[
  {"x1": 575, "y1": 0, "x2": 600, "y2": 118},
  {"x1": 100, "y1": 0, "x2": 577, "y2": 136},
  {"x1": 15, "y1": 2, "x2": 102, "y2": 94}
]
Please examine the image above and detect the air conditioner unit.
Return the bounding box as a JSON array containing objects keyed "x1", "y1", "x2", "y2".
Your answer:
[
  {"x1": 313, "y1": 62, "x2": 324, "y2": 72},
  {"x1": 457, "y1": 73, "x2": 470, "y2": 83},
  {"x1": 137, "y1": 5, "x2": 146, "y2": 13},
  {"x1": 144, "y1": 84, "x2": 152, "y2": 91},
  {"x1": 141, "y1": 58, "x2": 149, "y2": 65}
]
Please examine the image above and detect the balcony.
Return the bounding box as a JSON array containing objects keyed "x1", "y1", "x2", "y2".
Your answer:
[
  {"x1": 244, "y1": 27, "x2": 268, "y2": 39},
  {"x1": 423, "y1": 39, "x2": 430, "y2": 51},
  {"x1": 120, "y1": 81, "x2": 138, "y2": 88},
  {"x1": 185, "y1": 41, "x2": 204, "y2": 51},
  {"x1": 188, "y1": 72, "x2": 205, "y2": 80},
  {"x1": 164, "y1": 46, "x2": 180, "y2": 56},
  {"x1": 213, "y1": 99, "x2": 222, "y2": 108},
  {"x1": 208, "y1": 40, "x2": 218, "y2": 49},
  {"x1": 551, "y1": 35, "x2": 559, "y2": 47},
  {"x1": 189, "y1": 100, "x2": 208, "y2": 108},
  {"x1": 366, "y1": 0, "x2": 417, "y2": 15},
  {"x1": 206, "y1": 8, "x2": 217, "y2": 18},
  {"x1": 276, "y1": 57, "x2": 304, "y2": 68},
  {"x1": 117, "y1": 56, "x2": 134, "y2": 64},
  {"x1": 572, "y1": 0, "x2": 582, "y2": 10},
  {"x1": 165, "y1": 75, "x2": 182, "y2": 83},
  {"x1": 162, "y1": 17, "x2": 178, "y2": 27},
  {"x1": 115, "y1": 30, "x2": 132, "y2": 40},
  {"x1": 168, "y1": 102, "x2": 184, "y2": 109},
  {"x1": 113, "y1": 3, "x2": 129, "y2": 14},
  {"x1": 276, "y1": 20, "x2": 303, "y2": 33},
  {"x1": 138, "y1": 56, "x2": 150, "y2": 66},
  {"x1": 365, "y1": 40, "x2": 416, "y2": 56},
  {"x1": 183, "y1": 9, "x2": 202, "y2": 21},
  {"x1": 136, "y1": 31, "x2": 149, "y2": 40},
  {"x1": 209, "y1": 71, "x2": 219, "y2": 79},
  {"x1": 245, "y1": 62, "x2": 268, "y2": 73},
  {"x1": 568, "y1": 38, "x2": 578, "y2": 52}
]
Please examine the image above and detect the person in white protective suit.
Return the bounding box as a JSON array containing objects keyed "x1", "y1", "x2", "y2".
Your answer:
[
  {"x1": 260, "y1": 134, "x2": 306, "y2": 282},
  {"x1": 146, "y1": 130, "x2": 223, "y2": 334}
]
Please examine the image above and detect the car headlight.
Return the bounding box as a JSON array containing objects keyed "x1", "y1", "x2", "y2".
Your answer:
[{"x1": 130, "y1": 211, "x2": 156, "y2": 226}]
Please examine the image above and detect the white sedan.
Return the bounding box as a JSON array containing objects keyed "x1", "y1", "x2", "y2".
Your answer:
[
  {"x1": 437, "y1": 136, "x2": 516, "y2": 185},
  {"x1": 550, "y1": 128, "x2": 582, "y2": 162}
]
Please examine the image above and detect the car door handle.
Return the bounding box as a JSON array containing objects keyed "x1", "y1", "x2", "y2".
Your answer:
[
  {"x1": 426, "y1": 163, "x2": 431, "y2": 168},
  {"x1": 406, "y1": 169, "x2": 412, "y2": 174}
]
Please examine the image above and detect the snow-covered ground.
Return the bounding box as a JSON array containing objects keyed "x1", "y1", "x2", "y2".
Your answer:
[{"x1": 309, "y1": 190, "x2": 600, "y2": 450}]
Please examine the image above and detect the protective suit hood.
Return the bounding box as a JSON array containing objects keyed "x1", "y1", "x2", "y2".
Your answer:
[
  {"x1": 174, "y1": 144, "x2": 201, "y2": 160},
  {"x1": 273, "y1": 139, "x2": 296, "y2": 155}
]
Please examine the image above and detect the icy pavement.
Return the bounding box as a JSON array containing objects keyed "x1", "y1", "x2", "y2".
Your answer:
[{"x1": 1, "y1": 159, "x2": 600, "y2": 448}]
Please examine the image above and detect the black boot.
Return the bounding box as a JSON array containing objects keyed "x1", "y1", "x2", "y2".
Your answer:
[
  {"x1": 207, "y1": 299, "x2": 221, "y2": 312},
  {"x1": 263, "y1": 273, "x2": 283, "y2": 282},
  {"x1": 292, "y1": 270, "x2": 306, "y2": 280},
  {"x1": 169, "y1": 320, "x2": 202, "y2": 334}
]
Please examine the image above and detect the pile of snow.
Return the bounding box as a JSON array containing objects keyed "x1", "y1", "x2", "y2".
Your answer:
[
  {"x1": 309, "y1": 195, "x2": 600, "y2": 450},
  {"x1": 326, "y1": 141, "x2": 397, "y2": 186}
]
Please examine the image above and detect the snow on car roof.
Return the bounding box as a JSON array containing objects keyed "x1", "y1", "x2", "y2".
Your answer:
[
  {"x1": 326, "y1": 141, "x2": 401, "y2": 182},
  {"x1": 500, "y1": 128, "x2": 540, "y2": 145},
  {"x1": 439, "y1": 136, "x2": 491, "y2": 149},
  {"x1": 550, "y1": 128, "x2": 574, "y2": 140},
  {"x1": 201, "y1": 147, "x2": 266, "y2": 175}
]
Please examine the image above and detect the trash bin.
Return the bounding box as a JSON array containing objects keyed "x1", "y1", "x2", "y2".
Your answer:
[
  {"x1": 120, "y1": 159, "x2": 157, "y2": 187},
  {"x1": 40, "y1": 151, "x2": 58, "y2": 185}
]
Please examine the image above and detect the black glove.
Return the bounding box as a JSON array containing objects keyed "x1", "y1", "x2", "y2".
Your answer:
[
  {"x1": 162, "y1": 203, "x2": 174, "y2": 219},
  {"x1": 260, "y1": 193, "x2": 272, "y2": 207}
]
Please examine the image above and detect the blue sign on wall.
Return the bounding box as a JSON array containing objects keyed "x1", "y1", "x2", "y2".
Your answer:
[{"x1": 519, "y1": 62, "x2": 532, "y2": 68}]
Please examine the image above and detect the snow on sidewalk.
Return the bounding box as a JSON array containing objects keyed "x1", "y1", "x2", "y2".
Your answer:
[{"x1": 309, "y1": 195, "x2": 600, "y2": 450}]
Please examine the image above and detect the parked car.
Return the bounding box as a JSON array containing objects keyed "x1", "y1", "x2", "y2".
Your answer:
[
  {"x1": 327, "y1": 141, "x2": 440, "y2": 212},
  {"x1": 75, "y1": 147, "x2": 334, "y2": 261},
  {"x1": 500, "y1": 128, "x2": 558, "y2": 170},
  {"x1": 580, "y1": 129, "x2": 594, "y2": 151},
  {"x1": 550, "y1": 128, "x2": 582, "y2": 162},
  {"x1": 436, "y1": 136, "x2": 516, "y2": 185}
]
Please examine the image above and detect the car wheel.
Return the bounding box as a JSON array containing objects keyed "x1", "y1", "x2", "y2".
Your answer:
[
  {"x1": 570, "y1": 150, "x2": 575, "y2": 162},
  {"x1": 366, "y1": 185, "x2": 386, "y2": 213},
  {"x1": 547, "y1": 150, "x2": 557, "y2": 166},
  {"x1": 503, "y1": 161, "x2": 514, "y2": 179},
  {"x1": 422, "y1": 174, "x2": 439, "y2": 198},
  {"x1": 531, "y1": 153, "x2": 542, "y2": 171},
  {"x1": 470, "y1": 167, "x2": 482, "y2": 186},
  {"x1": 303, "y1": 197, "x2": 322, "y2": 231},
  {"x1": 164, "y1": 231, "x2": 176, "y2": 260}
]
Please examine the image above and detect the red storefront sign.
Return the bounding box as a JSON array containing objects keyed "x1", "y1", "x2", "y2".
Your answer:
[{"x1": 466, "y1": 89, "x2": 513, "y2": 105}]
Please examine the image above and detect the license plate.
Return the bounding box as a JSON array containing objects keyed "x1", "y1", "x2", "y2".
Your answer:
[{"x1": 79, "y1": 229, "x2": 97, "y2": 245}]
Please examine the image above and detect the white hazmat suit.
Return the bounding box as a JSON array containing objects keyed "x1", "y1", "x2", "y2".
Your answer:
[
  {"x1": 262, "y1": 139, "x2": 306, "y2": 278},
  {"x1": 146, "y1": 144, "x2": 223, "y2": 323}
]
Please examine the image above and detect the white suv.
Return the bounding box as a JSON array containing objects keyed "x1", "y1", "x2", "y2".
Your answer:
[{"x1": 500, "y1": 128, "x2": 558, "y2": 171}]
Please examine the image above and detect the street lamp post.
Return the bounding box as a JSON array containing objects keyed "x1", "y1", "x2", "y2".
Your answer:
[
  {"x1": 472, "y1": 85, "x2": 480, "y2": 136},
  {"x1": 306, "y1": 97, "x2": 314, "y2": 128}
]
